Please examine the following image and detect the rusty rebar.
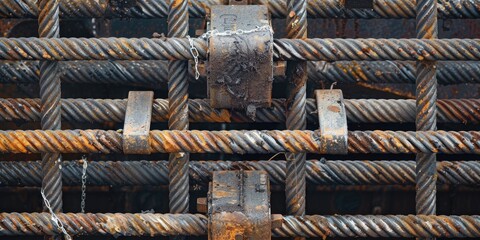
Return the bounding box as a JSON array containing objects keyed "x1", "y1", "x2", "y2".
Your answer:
[
  {"x1": 2, "y1": 98, "x2": 480, "y2": 124},
  {"x1": 416, "y1": 0, "x2": 438, "y2": 221},
  {"x1": 0, "y1": 213, "x2": 478, "y2": 238},
  {"x1": 307, "y1": 61, "x2": 480, "y2": 85},
  {"x1": 274, "y1": 215, "x2": 480, "y2": 238},
  {"x1": 0, "y1": 212, "x2": 207, "y2": 236},
  {"x1": 0, "y1": 38, "x2": 479, "y2": 61},
  {"x1": 0, "y1": 0, "x2": 479, "y2": 19},
  {"x1": 0, "y1": 130, "x2": 479, "y2": 154},
  {"x1": 168, "y1": 0, "x2": 190, "y2": 220},
  {"x1": 0, "y1": 160, "x2": 479, "y2": 186},
  {"x1": 285, "y1": 0, "x2": 308, "y2": 220},
  {"x1": 38, "y1": 1, "x2": 62, "y2": 238},
  {"x1": 1, "y1": 61, "x2": 480, "y2": 85}
]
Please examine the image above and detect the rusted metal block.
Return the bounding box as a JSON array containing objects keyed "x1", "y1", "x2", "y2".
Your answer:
[
  {"x1": 207, "y1": 5, "x2": 273, "y2": 112},
  {"x1": 123, "y1": 91, "x2": 154, "y2": 154},
  {"x1": 208, "y1": 170, "x2": 271, "y2": 240},
  {"x1": 315, "y1": 89, "x2": 348, "y2": 154}
]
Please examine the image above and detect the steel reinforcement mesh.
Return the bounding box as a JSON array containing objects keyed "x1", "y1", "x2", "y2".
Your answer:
[{"x1": 0, "y1": 0, "x2": 479, "y2": 239}]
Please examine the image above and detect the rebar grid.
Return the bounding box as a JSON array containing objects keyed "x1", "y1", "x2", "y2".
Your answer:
[
  {"x1": 0, "y1": 213, "x2": 479, "y2": 238},
  {"x1": 0, "y1": 0, "x2": 478, "y2": 239},
  {"x1": 0, "y1": 0, "x2": 479, "y2": 19},
  {"x1": 0, "y1": 160, "x2": 479, "y2": 187},
  {"x1": 37, "y1": 1, "x2": 62, "y2": 240}
]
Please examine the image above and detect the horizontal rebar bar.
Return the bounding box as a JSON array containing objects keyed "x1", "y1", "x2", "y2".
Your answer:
[
  {"x1": 0, "y1": 160, "x2": 478, "y2": 186},
  {"x1": 0, "y1": 130, "x2": 478, "y2": 154},
  {"x1": 0, "y1": 0, "x2": 478, "y2": 19},
  {"x1": 0, "y1": 213, "x2": 478, "y2": 238},
  {"x1": 308, "y1": 61, "x2": 480, "y2": 85},
  {"x1": 274, "y1": 215, "x2": 480, "y2": 238},
  {"x1": 1, "y1": 98, "x2": 479, "y2": 124},
  {"x1": 1, "y1": 61, "x2": 479, "y2": 85},
  {"x1": 0, "y1": 38, "x2": 479, "y2": 61}
]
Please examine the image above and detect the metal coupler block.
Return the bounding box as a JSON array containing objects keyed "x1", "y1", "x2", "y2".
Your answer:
[
  {"x1": 123, "y1": 91, "x2": 154, "y2": 154},
  {"x1": 316, "y1": 89, "x2": 348, "y2": 154},
  {"x1": 207, "y1": 5, "x2": 273, "y2": 114},
  {"x1": 207, "y1": 170, "x2": 271, "y2": 240}
]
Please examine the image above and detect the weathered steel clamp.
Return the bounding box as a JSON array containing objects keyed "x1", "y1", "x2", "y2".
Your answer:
[
  {"x1": 315, "y1": 89, "x2": 348, "y2": 154},
  {"x1": 207, "y1": 5, "x2": 273, "y2": 117},
  {"x1": 197, "y1": 170, "x2": 282, "y2": 240},
  {"x1": 122, "y1": 91, "x2": 154, "y2": 154}
]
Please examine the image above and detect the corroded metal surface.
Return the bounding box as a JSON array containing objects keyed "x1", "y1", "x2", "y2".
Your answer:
[
  {"x1": 208, "y1": 171, "x2": 271, "y2": 239},
  {"x1": 0, "y1": 130, "x2": 479, "y2": 154},
  {"x1": 0, "y1": 213, "x2": 478, "y2": 238},
  {"x1": 1, "y1": 98, "x2": 480, "y2": 124},
  {"x1": 123, "y1": 91, "x2": 153, "y2": 154},
  {"x1": 208, "y1": 5, "x2": 273, "y2": 110}
]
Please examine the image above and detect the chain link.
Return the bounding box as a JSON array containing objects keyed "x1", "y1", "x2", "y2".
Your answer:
[
  {"x1": 81, "y1": 156, "x2": 88, "y2": 213},
  {"x1": 41, "y1": 189, "x2": 72, "y2": 240},
  {"x1": 187, "y1": 25, "x2": 273, "y2": 80}
]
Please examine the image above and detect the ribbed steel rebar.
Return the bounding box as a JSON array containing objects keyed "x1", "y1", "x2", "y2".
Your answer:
[
  {"x1": 1, "y1": 160, "x2": 479, "y2": 186},
  {"x1": 274, "y1": 215, "x2": 480, "y2": 238},
  {"x1": 0, "y1": 213, "x2": 478, "y2": 238},
  {"x1": 1, "y1": 0, "x2": 479, "y2": 19},
  {"x1": 308, "y1": 61, "x2": 480, "y2": 85},
  {"x1": 38, "y1": 0, "x2": 62, "y2": 234},
  {"x1": 285, "y1": 0, "x2": 308, "y2": 220},
  {"x1": 416, "y1": 0, "x2": 438, "y2": 219},
  {"x1": 0, "y1": 38, "x2": 480, "y2": 61},
  {"x1": 2, "y1": 98, "x2": 480, "y2": 124},
  {"x1": 0, "y1": 213, "x2": 207, "y2": 236},
  {"x1": 273, "y1": 38, "x2": 480, "y2": 61},
  {"x1": 1, "y1": 61, "x2": 479, "y2": 85},
  {"x1": 0, "y1": 130, "x2": 479, "y2": 154},
  {"x1": 167, "y1": 0, "x2": 190, "y2": 220}
]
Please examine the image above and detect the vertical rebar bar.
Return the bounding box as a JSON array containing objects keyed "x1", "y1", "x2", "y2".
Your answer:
[
  {"x1": 285, "y1": 2, "x2": 308, "y2": 240},
  {"x1": 168, "y1": 1, "x2": 189, "y2": 239},
  {"x1": 38, "y1": 0, "x2": 62, "y2": 240},
  {"x1": 416, "y1": 0, "x2": 438, "y2": 239}
]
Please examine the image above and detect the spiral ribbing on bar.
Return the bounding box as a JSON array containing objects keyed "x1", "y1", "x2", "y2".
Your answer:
[
  {"x1": 0, "y1": 130, "x2": 479, "y2": 154},
  {"x1": 0, "y1": 38, "x2": 479, "y2": 61},
  {"x1": 2, "y1": 160, "x2": 480, "y2": 187},
  {"x1": 274, "y1": 215, "x2": 480, "y2": 238},
  {"x1": 308, "y1": 61, "x2": 480, "y2": 85},
  {"x1": 0, "y1": 213, "x2": 207, "y2": 236},
  {"x1": 2, "y1": 98, "x2": 480, "y2": 124},
  {"x1": 1, "y1": 61, "x2": 480, "y2": 85},
  {"x1": 1, "y1": 0, "x2": 480, "y2": 19},
  {"x1": 416, "y1": 0, "x2": 438, "y2": 218},
  {"x1": 273, "y1": 39, "x2": 480, "y2": 61},
  {"x1": 38, "y1": 0, "x2": 62, "y2": 232},
  {"x1": 0, "y1": 213, "x2": 478, "y2": 238},
  {"x1": 285, "y1": 0, "x2": 308, "y2": 219},
  {"x1": 167, "y1": 0, "x2": 190, "y2": 217}
]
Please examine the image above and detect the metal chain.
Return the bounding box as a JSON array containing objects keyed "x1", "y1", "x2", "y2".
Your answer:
[
  {"x1": 187, "y1": 25, "x2": 273, "y2": 80},
  {"x1": 41, "y1": 189, "x2": 72, "y2": 240},
  {"x1": 81, "y1": 156, "x2": 88, "y2": 213}
]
